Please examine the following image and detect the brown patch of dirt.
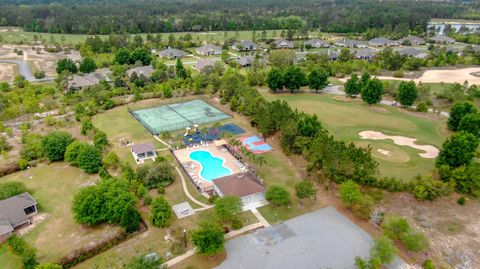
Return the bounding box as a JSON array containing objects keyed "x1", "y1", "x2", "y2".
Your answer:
[
  {"x1": 333, "y1": 96, "x2": 363, "y2": 103},
  {"x1": 369, "y1": 106, "x2": 388, "y2": 113},
  {"x1": 383, "y1": 192, "x2": 480, "y2": 268}
]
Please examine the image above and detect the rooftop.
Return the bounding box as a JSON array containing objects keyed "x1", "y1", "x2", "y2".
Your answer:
[
  {"x1": 131, "y1": 143, "x2": 155, "y2": 155},
  {"x1": 0, "y1": 192, "x2": 37, "y2": 235},
  {"x1": 213, "y1": 172, "x2": 265, "y2": 197}
]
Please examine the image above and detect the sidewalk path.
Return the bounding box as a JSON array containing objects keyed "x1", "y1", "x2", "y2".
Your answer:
[{"x1": 174, "y1": 166, "x2": 211, "y2": 209}]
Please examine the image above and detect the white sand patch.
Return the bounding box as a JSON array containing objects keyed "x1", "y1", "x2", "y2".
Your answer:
[
  {"x1": 359, "y1": 131, "x2": 439, "y2": 158},
  {"x1": 377, "y1": 148, "x2": 391, "y2": 156}
]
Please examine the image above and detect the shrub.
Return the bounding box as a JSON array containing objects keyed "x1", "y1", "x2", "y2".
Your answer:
[
  {"x1": 124, "y1": 255, "x2": 164, "y2": 269},
  {"x1": 136, "y1": 160, "x2": 175, "y2": 189},
  {"x1": 295, "y1": 180, "x2": 316, "y2": 199},
  {"x1": 416, "y1": 102, "x2": 429, "y2": 112},
  {"x1": 422, "y1": 260, "x2": 435, "y2": 269},
  {"x1": 457, "y1": 196, "x2": 466, "y2": 205},
  {"x1": 8, "y1": 235, "x2": 38, "y2": 269},
  {"x1": 41, "y1": 131, "x2": 74, "y2": 161},
  {"x1": 0, "y1": 135, "x2": 12, "y2": 152},
  {"x1": 150, "y1": 196, "x2": 172, "y2": 228},
  {"x1": 447, "y1": 101, "x2": 477, "y2": 131},
  {"x1": 436, "y1": 131, "x2": 479, "y2": 168},
  {"x1": 382, "y1": 216, "x2": 429, "y2": 252},
  {"x1": 103, "y1": 151, "x2": 120, "y2": 170},
  {"x1": 33, "y1": 71, "x2": 46, "y2": 79},
  {"x1": 214, "y1": 196, "x2": 242, "y2": 222},
  {"x1": 265, "y1": 185, "x2": 290, "y2": 205},
  {"x1": 339, "y1": 180, "x2": 363, "y2": 208},
  {"x1": 65, "y1": 141, "x2": 89, "y2": 166},
  {"x1": 411, "y1": 178, "x2": 454, "y2": 201},
  {"x1": 0, "y1": 181, "x2": 27, "y2": 200},
  {"x1": 400, "y1": 230, "x2": 429, "y2": 252},
  {"x1": 35, "y1": 263, "x2": 63, "y2": 269},
  {"x1": 18, "y1": 159, "x2": 29, "y2": 170},
  {"x1": 76, "y1": 144, "x2": 103, "y2": 174},
  {"x1": 371, "y1": 236, "x2": 396, "y2": 265},
  {"x1": 191, "y1": 221, "x2": 225, "y2": 256},
  {"x1": 231, "y1": 217, "x2": 243, "y2": 230},
  {"x1": 93, "y1": 130, "x2": 109, "y2": 149},
  {"x1": 20, "y1": 133, "x2": 43, "y2": 161}
]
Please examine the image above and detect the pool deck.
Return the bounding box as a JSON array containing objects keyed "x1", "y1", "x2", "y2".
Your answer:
[{"x1": 173, "y1": 143, "x2": 242, "y2": 192}]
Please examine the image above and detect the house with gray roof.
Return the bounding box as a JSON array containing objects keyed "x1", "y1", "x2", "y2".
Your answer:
[
  {"x1": 397, "y1": 48, "x2": 429, "y2": 59},
  {"x1": 67, "y1": 72, "x2": 103, "y2": 91},
  {"x1": 272, "y1": 39, "x2": 294, "y2": 49},
  {"x1": 158, "y1": 48, "x2": 188, "y2": 59},
  {"x1": 368, "y1": 37, "x2": 399, "y2": 47},
  {"x1": 355, "y1": 48, "x2": 377, "y2": 60},
  {"x1": 213, "y1": 172, "x2": 266, "y2": 209},
  {"x1": 304, "y1": 39, "x2": 329, "y2": 48},
  {"x1": 0, "y1": 193, "x2": 37, "y2": 243},
  {"x1": 196, "y1": 44, "x2": 222, "y2": 56},
  {"x1": 131, "y1": 143, "x2": 156, "y2": 164},
  {"x1": 193, "y1": 59, "x2": 222, "y2": 72},
  {"x1": 235, "y1": 56, "x2": 262, "y2": 68},
  {"x1": 126, "y1": 66, "x2": 155, "y2": 78},
  {"x1": 232, "y1": 40, "x2": 260, "y2": 51},
  {"x1": 430, "y1": 35, "x2": 455, "y2": 44},
  {"x1": 335, "y1": 39, "x2": 367, "y2": 48},
  {"x1": 398, "y1": 35, "x2": 426, "y2": 46}
]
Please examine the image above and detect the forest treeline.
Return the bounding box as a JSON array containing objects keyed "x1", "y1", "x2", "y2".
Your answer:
[{"x1": 0, "y1": 0, "x2": 470, "y2": 34}]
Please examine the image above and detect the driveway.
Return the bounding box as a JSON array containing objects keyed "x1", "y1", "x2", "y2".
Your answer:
[{"x1": 0, "y1": 59, "x2": 55, "y2": 82}]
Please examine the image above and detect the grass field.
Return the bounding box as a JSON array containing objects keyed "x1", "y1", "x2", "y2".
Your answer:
[
  {"x1": 0, "y1": 163, "x2": 121, "y2": 264},
  {"x1": 262, "y1": 92, "x2": 448, "y2": 180},
  {"x1": 0, "y1": 28, "x2": 288, "y2": 45},
  {"x1": 0, "y1": 244, "x2": 22, "y2": 269}
]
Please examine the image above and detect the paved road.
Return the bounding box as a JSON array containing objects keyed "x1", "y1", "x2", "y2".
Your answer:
[{"x1": 0, "y1": 59, "x2": 55, "y2": 82}]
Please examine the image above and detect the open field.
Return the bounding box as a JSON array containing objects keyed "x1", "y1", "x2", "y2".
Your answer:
[
  {"x1": 0, "y1": 244, "x2": 23, "y2": 269},
  {"x1": 0, "y1": 28, "x2": 287, "y2": 45},
  {"x1": 0, "y1": 163, "x2": 122, "y2": 264},
  {"x1": 262, "y1": 92, "x2": 448, "y2": 180},
  {"x1": 376, "y1": 67, "x2": 480, "y2": 85},
  {"x1": 0, "y1": 62, "x2": 15, "y2": 82}
]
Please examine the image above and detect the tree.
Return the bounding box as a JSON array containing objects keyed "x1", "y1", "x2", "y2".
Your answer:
[
  {"x1": 339, "y1": 180, "x2": 363, "y2": 208},
  {"x1": 283, "y1": 66, "x2": 306, "y2": 93},
  {"x1": 191, "y1": 221, "x2": 225, "y2": 256},
  {"x1": 175, "y1": 58, "x2": 188, "y2": 79},
  {"x1": 125, "y1": 255, "x2": 164, "y2": 269},
  {"x1": 295, "y1": 180, "x2": 316, "y2": 199},
  {"x1": 458, "y1": 113, "x2": 480, "y2": 138},
  {"x1": 436, "y1": 131, "x2": 479, "y2": 168},
  {"x1": 131, "y1": 48, "x2": 152, "y2": 65},
  {"x1": 150, "y1": 196, "x2": 172, "y2": 228},
  {"x1": 268, "y1": 49, "x2": 295, "y2": 68},
  {"x1": 79, "y1": 57, "x2": 97, "y2": 73},
  {"x1": 339, "y1": 48, "x2": 352, "y2": 62},
  {"x1": 93, "y1": 130, "x2": 109, "y2": 149},
  {"x1": 136, "y1": 159, "x2": 175, "y2": 189},
  {"x1": 448, "y1": 102, "x2": 478, "y2": 131},
  {"x1": 308, "y1": 69, "x2": 328, "y2": 93},
  {"x1": 360, "y1": 72, "x2": 371, "y2": 89},
  {"x1": 0, "y1": 135, "x2": 11, "y2": 152},
  {"x1": 371, "y1": 236, "x2": 396, "y2": 265},
  {"x1": 76, "y1": 144, "x2": 103, "y2": 174},
  {"x1": 266, "y1": 185, "x2": 290, "y2": 205},
  {"x1": 361, "y1": 78, "x2": 383, "y2": 105},
  {"x1": 56, "y1": 58, "x2": 77, "y2": 74},
  {"x1": 41, "y1": 131, "x2": 74, "y2": 161},
  {"x1": 397, "y1": 81, "x2": 418, "y2": 107},
  {"x1": 345, "y1": 74, "x2": 361, "y2": 97},
  {"x1": 0, "y1": 182, "x2": 27, "y2": 200},
  {"x1": 214, "y1": 196, "x2": 242, "y2": 222},
  {"x1": 266, "y1": 68, "x2": 284, "y2": 93},
  {"x1": 64, "y1": 141, "x2": 89, "y2": 166},
  {"x1": 114, "y1": 48, "x2": 131, "y2": 65}
]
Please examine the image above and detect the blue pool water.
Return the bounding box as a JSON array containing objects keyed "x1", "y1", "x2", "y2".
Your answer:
[{"x1": 189, "y1": 150, "x2": 232, "y2": 181}]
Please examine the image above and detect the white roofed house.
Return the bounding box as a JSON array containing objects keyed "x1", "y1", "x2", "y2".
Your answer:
[
  {"x1": 126, "y1": 66, "x2": 155, "y2": 78},
  {"x1": 232, "y1": 40, "x2": 260, "y2": 51},
  {"x1": 193, "y1": 59, "x2": 223, "y2": 73},
  {"x1": 368, "y1": 37, "x2": 399, "y2": 47},
  {"x1": 304, "y1": 39, "x2": 329, "y2": 48},
  {"x1": 212, "y1": 172, "x2": 267, "y2": 210},
  {"x1": 131, "y1": 143, "x2": 157, "y2": 164},
  {"x1": 397, "y1": 48, "x2": 429, "y2": 59},
  {"x1": 196, "y1": 44, "x2": 222, "y2": 56},
  {"x1": 335, "y1": 39, "x2": 367, "y2": 48},
  {"x1": 272, "y1": 39, "x2": 294, "y2": 49},
  {"x1": 430, "y1": 35, "x2": 455, "y2": 44},
  {"x1": 0, "y1": 193, "x2": 38, "y2": 243}
]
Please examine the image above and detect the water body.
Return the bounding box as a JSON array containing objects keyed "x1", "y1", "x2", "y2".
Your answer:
[
  {"x1": 428, "y1": 22, "x2": 480, "y2": 35},
  {"x1": 0, "y1": 59, "x2": 54, "y2": 82}
]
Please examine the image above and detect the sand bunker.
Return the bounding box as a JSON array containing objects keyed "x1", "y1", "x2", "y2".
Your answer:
[
  {"x1": 377, "y1": 149, "x2": 391, "y2": 156},
  {"x1": 359, "y1": 131, "x2": 439, "y2": 158}
]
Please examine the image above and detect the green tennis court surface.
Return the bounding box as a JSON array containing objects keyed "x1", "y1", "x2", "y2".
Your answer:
[{"x1": 130, "y1": 99, "x2": 231, "y2": 134}]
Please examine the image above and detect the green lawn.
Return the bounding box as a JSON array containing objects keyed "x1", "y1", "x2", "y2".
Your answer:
[
  {"x1": 0, "y1": 28, "x2": 287, "y2": 45},
  {"x1": 0, "y1": 163, "x2": 120, "y2": 264},
  {"x1": 0, "y1": 244, "x2": 22, "y2": 269},
  {"x1": 262, "y1": 92, "x2": 448, "y2": 180}
]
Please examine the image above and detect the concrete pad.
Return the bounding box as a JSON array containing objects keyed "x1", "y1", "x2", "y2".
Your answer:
[
  {"x1": 216, "y1": 206, "x2": 408, "y2": 269},
  {"x1": 172, "y1": 202, "x2": 195, "y2": 219}
]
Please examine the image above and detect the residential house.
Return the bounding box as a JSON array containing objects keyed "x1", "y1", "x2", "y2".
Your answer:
[
  {"x1": 397, "y1": 35, "x2": 426, "y2": 46},
  {"x1": 272, "y1": 39, "x2": 294, "y2": 49},
  {"x1": 397, "y1": 48, "x2": 429, "y2": 59},
  {"x1": 67, "y1": 72, "x2": 103, "y2": 91},
  {"x1": 131, "y1": 143, "x2": 157, "y2": 163},
  {"x1": 232, "y1": 40, "x2": 260, "y2": 51},
  {"x1": 0, "y1": 193, "x2": 38, "y2": 243},
  {"x1": 368, "y1": 37, "x2": 399, "y2": 47},
  {"x1": 355, "y1": 48, "x2": 377, "y2": 60},
  {"x1": 335, "y1": 39, "x2": 367, "y2": 48},
  {"x1": 235, "y1": 56, "x2": 257, "y2": 68},
  {"x1": 126, "y1": 66, "x2": 155, "y2": 78},
  {"x1": 196, "y1": 44, "x2": 222, "y2": 56},
  {"x1": 212, "y1": 172, "x2": 266, "y2": 209},
  {"x1": 193, "y1": 59, "x2": 221, "y2": 72},
  {"x1": 430, "y1": 35, "x2": 455, "y2": 44},
  {"x1": 159, "y1": 48, "x2": 188, "y2": 59},
  {"x1": 304, "y1": 39, "x2": 329, "y2": 48}
]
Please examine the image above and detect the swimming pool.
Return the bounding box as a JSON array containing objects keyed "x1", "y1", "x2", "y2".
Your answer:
[{"x1": 189, "y1": 150, "x2": 232, "y2": 181}]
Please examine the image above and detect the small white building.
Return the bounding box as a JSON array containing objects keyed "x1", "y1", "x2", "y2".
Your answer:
[
  {"x1": 213, "y1": 172, "x2": 266, "y2": 210},
  {"x1": 131, "y1": 143, "x2": 157, "y2": 164}
]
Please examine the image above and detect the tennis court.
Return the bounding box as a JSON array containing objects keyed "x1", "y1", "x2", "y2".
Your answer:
[{"x1": 130, "y1": 99, "x2": 231, "y2": 134}]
